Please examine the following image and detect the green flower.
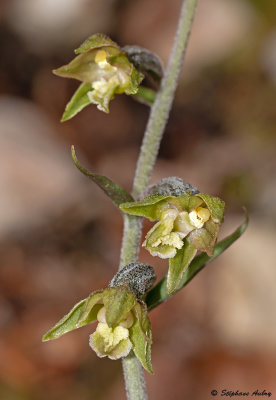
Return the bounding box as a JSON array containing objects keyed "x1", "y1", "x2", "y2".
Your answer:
[
  {"x1": 42, "y1": 265, "x2": 154, "y2": 373},
  {"x1": 120, "y1": 187, "x2": 225, "y2": 294},
  {"x1": 53, "y1": 33, "x2": 144, "y2": 120}
]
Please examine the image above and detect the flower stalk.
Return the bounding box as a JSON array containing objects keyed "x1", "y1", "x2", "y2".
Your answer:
[{"x1": 119, "y1": 0, "x2": 199, "y2": 398}]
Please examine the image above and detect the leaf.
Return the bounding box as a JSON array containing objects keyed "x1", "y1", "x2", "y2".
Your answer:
[
  {"x1": 61, "y1": 82, "x2": 92, "y2": 122},
  {"x1": 197, "y1": 193, "x2": 225, "y2": 223},
  {"x1": 103, "y1": 287, "x2": 136, "y2": 328},
  {"x1": 74, "y1": 33, "x2": 119, "y2": 54},
  {"x1": 42, "y1": 299, "x2": 88, "y2": 341},
  {"x1": 146, "y1": 212, "x2": 248, "y2": 310},
  {"x1": 167, "y1": 239, "x2": 197, "y2": 295},
  {"x1": 129, "y1": 303, "x2": 153, "y2": 374},
  {"x1": 71, "y1": 146, "x2": 134, "y2": 207},
  {"x1": 120, "y1": 194, "x2": 171, "y2": 221}
]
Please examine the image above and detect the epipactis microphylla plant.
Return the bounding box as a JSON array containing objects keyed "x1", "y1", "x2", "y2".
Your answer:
[{"x1": 43, "y1": 11, "x2": 248, "y2": 400}]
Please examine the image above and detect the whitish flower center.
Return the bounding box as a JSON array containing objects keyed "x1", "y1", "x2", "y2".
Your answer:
[{"x1": 188, "y1": 207, "x2": 210, "y2": 229}]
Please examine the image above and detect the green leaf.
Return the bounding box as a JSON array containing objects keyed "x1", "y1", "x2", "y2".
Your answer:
[
  {"x1": 77, "y1": 291, "x2": 104, "y2": 326},
  {"x1": 61, "y1": 82, "x2": 92, "y2": 122},
  {"x1": 146, "y1": 212, "x2": 248, "y2": 310},
  {"x1": 71, "y1": 146, "x2": 134, "y2": 207},
  {"x1": 42, "y1": 299, "x2": 88, "y2": 341},
  {"x1": 167, "y1": 239, "x2": 197, "y2": 295},
  {"x1": 120, "y1": 194, "x2": 171, "y2": 221},
  {"x1": 103, "y1": 287, "x2": 136, "y2": 328},
  {"x1": 129, "y1": 303, "x2": 153, "y2": 374},
  {"x1": 74, "y1": 33, "x2": 119, "y2": 54},
  {"x1": 197, "y1": 193, "x2": 225, "y2": 223}
]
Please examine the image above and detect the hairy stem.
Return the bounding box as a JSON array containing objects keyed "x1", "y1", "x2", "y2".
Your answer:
[
  {"x1": 132, "y1": 0, "x2": 198, "y2": 199},
  {"x1": 120, "y1": 0, "x2": 198, "y2": 399},
  {"x1": 122, "y1": 351, "x2": 148, "y2": 400},
  {"x1": 119, "y1": 215, "x2": 142, "y2": 268}
]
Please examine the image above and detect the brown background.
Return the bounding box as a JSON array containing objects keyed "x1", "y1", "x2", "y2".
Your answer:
[{"x1": 0, "y1": 0, "x2": 276, "y2": 399}]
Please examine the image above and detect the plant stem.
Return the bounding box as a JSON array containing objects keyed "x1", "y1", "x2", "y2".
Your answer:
[
  {"x1": 132, "y1": 0, "x2": 198, "y2": 199},
  {"x1": 119, "y1": 215, "x2": 142, "y2": 268},
  {"x1": 120, "y1": 0, "x2": 198, "y2": 399},
  {"x1": 122, "y1": 351, "x2": 148, "y2": 400}
]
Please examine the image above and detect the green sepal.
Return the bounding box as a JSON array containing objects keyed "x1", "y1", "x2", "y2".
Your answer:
[
  {"x1": 120, "y1": 194, "x2": 172, "y2": 221},
  {"x1": 76, "y1": 291, "x2": 104, "y2": 326},
  {"x1": 129, "y1": 302, "x2": 153, "y2": 374},
  {"x1": 72, "y1": 146, "x2": 134, "y2": 207},
  {"x1": 53, "y1": 50, "x2": 119, "y2": 83},
  {"x1": 175, "y1": 194, "x2": 203, "y2": 212},
  {"x1": 167, "y1": 238, "x2": 197, "y2": 295},
  {"x1": 189, "y1": 220, "x2": 219, "y2": 256},
  {"x1": 103, "y1": 286, "x2": 137, "y2": 328},
  {"x1": 146, "y1": 211, "x2": 248, "y2": 310},
  {"x1": 125, "y1": 66, "x2": 144, "y2": 95},
  {"x1": 42, "y1": 299, "x2": 87, "y2": 341},
  {"x1": 74, "y1": 33, "x2": 119, "y2": 54},
  {"x1": 197, "y1": 193, "x2": 225, "y2": 223},
  {"x1": 61, "y1": 82, "x2": 92, "y2": 122},
  {"x1": 133, "y1": 301, "x2": 152, "y2": 344}
]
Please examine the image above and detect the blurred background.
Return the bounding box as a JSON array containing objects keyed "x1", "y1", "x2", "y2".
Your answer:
[{"x1": 0, "y1": 0, "x2": 276, "y2": 399}]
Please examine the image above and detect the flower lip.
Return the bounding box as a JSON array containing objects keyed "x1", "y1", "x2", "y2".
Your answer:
[{"x1": 89, "y1": 322, "x2": 132, "y2": 360}]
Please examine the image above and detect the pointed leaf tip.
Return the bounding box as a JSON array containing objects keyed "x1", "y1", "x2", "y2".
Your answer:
[{"x1": 71, "y1": 146, "x2": 134, "y2": 207}]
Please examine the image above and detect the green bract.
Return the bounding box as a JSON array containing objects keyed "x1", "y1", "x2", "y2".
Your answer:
[
  {"x1": 120, "y1": 192, "x2": 225, "y2": 295},
  {"x1": 53, "y1": 33, "x2": 144, "y2": 120},
  {"x1": 42, "y1": 285, "x2": 153, "y2": 373}
]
